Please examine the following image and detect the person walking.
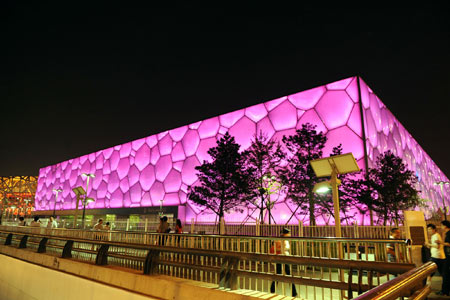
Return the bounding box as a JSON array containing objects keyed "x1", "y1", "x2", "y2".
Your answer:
[
  {"x1": 436, "y1": 220, "x2": 450, "y2": 296},
  {"x1": 425, "y1": 224, "x2": 445, "y2": 277},
  {"x1": 270, "y1": 228, "x2": 297, "y2": 297}
]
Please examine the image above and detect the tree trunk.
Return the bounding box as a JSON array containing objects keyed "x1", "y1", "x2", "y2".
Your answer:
[{"x1": 309, "y1": 192, "x2": 316, "y2": 226}]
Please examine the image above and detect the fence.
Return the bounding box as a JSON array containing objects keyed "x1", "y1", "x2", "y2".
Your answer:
[{"x1": 0, "y1": 227, "x2": 432, "y2": 300}]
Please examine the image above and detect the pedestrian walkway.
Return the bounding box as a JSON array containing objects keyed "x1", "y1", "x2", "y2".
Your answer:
[{"x1": 429, "y1": 275, "x2": 450, "y2": 299}]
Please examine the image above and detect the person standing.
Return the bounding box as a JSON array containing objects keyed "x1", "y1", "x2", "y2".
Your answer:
[
  {"x1": 436, "y1": 220, "x2": 450, "y2": 296},
  {"x1": 175, "y1": 219, "x2": 183, "y2": 234},
  {"x1": 387, "y1": 228, "x2": 403, "y2": 262},
  {"x1": 93, "y1": 219, "x2": 104, "y2": 230},
  {"x1": 47, "y1": 216, "x2": 58, "y2": 229},
  {"x1": 425, "y1": 224, "x2": 445, "y2": 277},
  {"x1": 17, "y1": 216, "x2": 27, "y2": 226},
  {"x1": 30, "y1": 216, "x2": 41, "y2": 227}
]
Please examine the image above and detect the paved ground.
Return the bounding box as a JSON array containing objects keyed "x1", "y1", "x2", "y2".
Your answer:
[{"x1": 428, "y1": 275, "x2": 450, "y2": 299}]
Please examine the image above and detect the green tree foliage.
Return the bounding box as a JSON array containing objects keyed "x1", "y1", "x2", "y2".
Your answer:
[
  {"x1": 369, "y1": 151, "x2": 420, "y2": 225},
  {"x1": 242, "y1": 131, "x2": 284, "y2": 224},
  {"x1": 187, "y1": 132, "x2": 255, "y2": 230},
  {"x1": 280, "y1": 123, "x2": 327, "y2": 225}
]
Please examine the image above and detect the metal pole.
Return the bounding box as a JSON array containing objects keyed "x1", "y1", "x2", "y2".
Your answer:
[
  {"x1": 81, "y1": 176, "x2": 91, "y2": 229},
  {"x1": 331, "y1": 168, "x2": 342, "y2": 238},
  {"x1": 52, "y1": 192, "x2": 58, "y2": 217}
]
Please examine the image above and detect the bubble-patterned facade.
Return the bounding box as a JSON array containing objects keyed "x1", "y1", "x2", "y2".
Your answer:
[{"x1": 35, "y1": 77, "x2": 449, "y2": 223}]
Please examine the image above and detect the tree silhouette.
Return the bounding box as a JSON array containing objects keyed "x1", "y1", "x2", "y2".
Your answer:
[
  {"x1": 369, "y1": 151, "x2": 420, "y2": 225},
  {"x1": 242, "y1": 131, "x2": 284, "y2": 224},
  {"x1": 187, "y1": 132, "x2": 254, "y2": 232},
  {"x1": 279, "y1": 123, "x2": 327, "y2": 225}
]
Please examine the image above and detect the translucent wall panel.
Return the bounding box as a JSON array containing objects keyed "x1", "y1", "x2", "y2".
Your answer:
[
  {"x1": 35, "y1": 76, "x2": 448, "y2": 223},
  {"x1": 359, "y1": 78, "x2": 449, "y2": 217}
]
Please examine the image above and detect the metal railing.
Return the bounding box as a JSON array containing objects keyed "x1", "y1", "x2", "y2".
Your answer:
[
  {"x1": 0, "y1": 228, "x2": 421, "y2": 300},
  {"x1": 0, "y1": 225, "x2": 412, "y2": 266},
  {"x1": 1, "y1": 218, "x2": 404, "y2": 239},
  {"x1": 353, "y1": 261, "x2": 436, "y2": 300}
]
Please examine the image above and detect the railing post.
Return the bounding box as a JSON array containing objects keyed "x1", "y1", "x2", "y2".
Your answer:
[
  {"x1": 19, "y1": 235, "x2": 28, "y2": 248},
  {"x1": 298, "y1": 220, "x2": 303, "y2": 237},
  {"x1": 62, "y1": 240, "x2": 74, "y2": 258},
  {"x1": 5, "y1": 233, "x2": 12, "y2": 245},
  {"x1": 354, "y1": 221, "x2": 359, "y2": 238},
  {"x1": 143, "y1": 249, "x2": 160, "y2": 275},
  {"x1": 96, "y1": 244, "x2": 109, "y2": 265},
  {"x1": 144, "y1": 218, "x2": 148, "y2": 232},
  {"x1": 190, "y1": 218, "x2": 195, "y2": 234},
  {"x1": 126, "y1": 218, "x2": 130, "y2": 231},
  {"x1": 255, "y1": 219, "x2": 260, "y2": 236},
  {"x1": 219, "y1": 257, "x2": 239, "y2": 289},
  {"x1": 38, "y1": 237, "x2": 48, "y2": 253}
]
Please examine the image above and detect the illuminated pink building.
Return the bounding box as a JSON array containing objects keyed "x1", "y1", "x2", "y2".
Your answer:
[{"x1": 35, "y1": 77, "x2": 449, "y2": 224}]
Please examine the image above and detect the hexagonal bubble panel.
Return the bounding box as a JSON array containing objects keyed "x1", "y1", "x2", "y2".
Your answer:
[
  {"x1": 107, "y1": 171, "x2": 120, "y2": 194},
  {"x1": 297, "y1": 109, "x2": 328, "y2": 134},
  {"x1": 219, "y1": 109, "x2": 244, "y2": 128},
  {"x1": 117, "y1": 157, "x2": 130, "y2": 179},
  {"x1": 130, "y1": 183, "x2": 142, "y2": 203},
  {"x1": 369, "y1": 93, "x2": 382, "y2": 132},
  {"x1": 158, "y1": 134, "x2": 173, "y2": 156},
  {"x1": 288, "y1": 86, "x2": 325, "y2": 110},
  {"x1": 131, "y1": 138, "x2": 146, "y2": 151},
  {"x1": 171, "y1": 142, "x2": 186, "y2": 162},
  {"x1": 140, "y1": 164, "x2": 155, "y2": 191},
  {"x1": 264, "y1": 96, "x2": 286, "y2": 111},
  {"x1": 110, "y1": 189, "x2": 123, "y2": 208},
  {"x1": 347, "y1": 104, "x2": 362, "y2": 137},
  {"x1": 120, "y1": 143, "x2": 132, "y2": 158},
  {"x1": 169, "y1": 125, "x2": 188, "y2": 142},
  {"x1": 120, "y1": 177, "x2": 129, "y2": 193},
  {"x1": 150, "y1": 182, "x2": 165, "y2": 206},
  {"x1": 245, "y1": 103, "x2": 268, "y2": 122},
  {"x1": 155, "y1": 155, "x2": 173, "y2": 182},
  {"x1": 326, "y1": 77, "x2": 353, "y2": 90},
  {"x1": 228, "y1": 116, "x2": 256, "y2": 150},
  {"x1": 182, "y1": 156, "x2": 200, "y2": 186},
  {"x1": 196, "y1": 137, "x2": 217, "y2": 163},
  {"x1": 315, "y1": 91, "x2": 354, "y2": 130},
  {"x1": 109, "y1": 151, "x2": 120, "y2": 171},
  {"x1": 322, "y1": 126, "x2": 365, "y2": 161},
  {"x1": 164, "y1": 169, "x2": 182, "y2": 193},
  {"x1": 198, "y1": 117, "x2": 220, "y2": 139},
  {"x1": 182, "y1": 130, "x2": 200, "y2": 157},
  {"x1": 256, "y1": 117, "x2": 276, "y2": 140},
  {"x1": 268, "y1": 100, "x2": 297, "y2": 131},
  {"x1": 346, "y1": 77, "x2": 359, "y2": 103}
]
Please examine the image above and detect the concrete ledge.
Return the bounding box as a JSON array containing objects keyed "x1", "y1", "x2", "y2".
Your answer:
[{"x1": 0, "y1": 245, "x2": 285, "y2": 300}]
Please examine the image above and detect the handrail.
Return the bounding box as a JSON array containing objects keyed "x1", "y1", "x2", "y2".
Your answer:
[
  {"x1": 0, "y1": 225, "x2": 410, "y2": 245},
  {"x1": 353, "y1": 262, "x2": 436, "y2": 300}
]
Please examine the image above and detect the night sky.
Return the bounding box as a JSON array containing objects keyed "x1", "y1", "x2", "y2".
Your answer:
[{"x1": 2, "y1": 4, "x2": 450, "y2": 178}]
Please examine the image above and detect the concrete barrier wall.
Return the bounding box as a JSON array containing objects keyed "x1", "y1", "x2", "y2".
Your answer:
[
  {"x1": 0, "y1": 254, "x2": 158, "y2": 300},
  {"x1": 0, "y1": 246, "x2": 271, "y2": 300}
]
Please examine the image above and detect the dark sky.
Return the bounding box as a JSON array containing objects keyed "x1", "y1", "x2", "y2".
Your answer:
[{"x1": 2, "y1": 4, "x2": 450, "y2": 177}]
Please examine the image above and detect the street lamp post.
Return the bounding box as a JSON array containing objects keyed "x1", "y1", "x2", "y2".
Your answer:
[
  {"x1": 434, "y1": 181, "x2": 450, "y2": 220},
  {"x1": 52, "y1": 189, "x2": 63, "y2": 217},
  {"x1": 81, "y1": 173, "x2": 96, "y2": 229}
]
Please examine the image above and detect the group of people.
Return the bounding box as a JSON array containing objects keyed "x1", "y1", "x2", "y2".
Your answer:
[
  {"x1": 92, "y1": 219, "x2": 111, "y2": 230},
  {"x1": 387, "y1": 221, "x2": 450, "y2": 296},
  {"x1": 17, "y1": 216, "x2": 58, "y2": 228},
  {"x1": 157, "y1": 216, "x2": 183, "y2": 234}
]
